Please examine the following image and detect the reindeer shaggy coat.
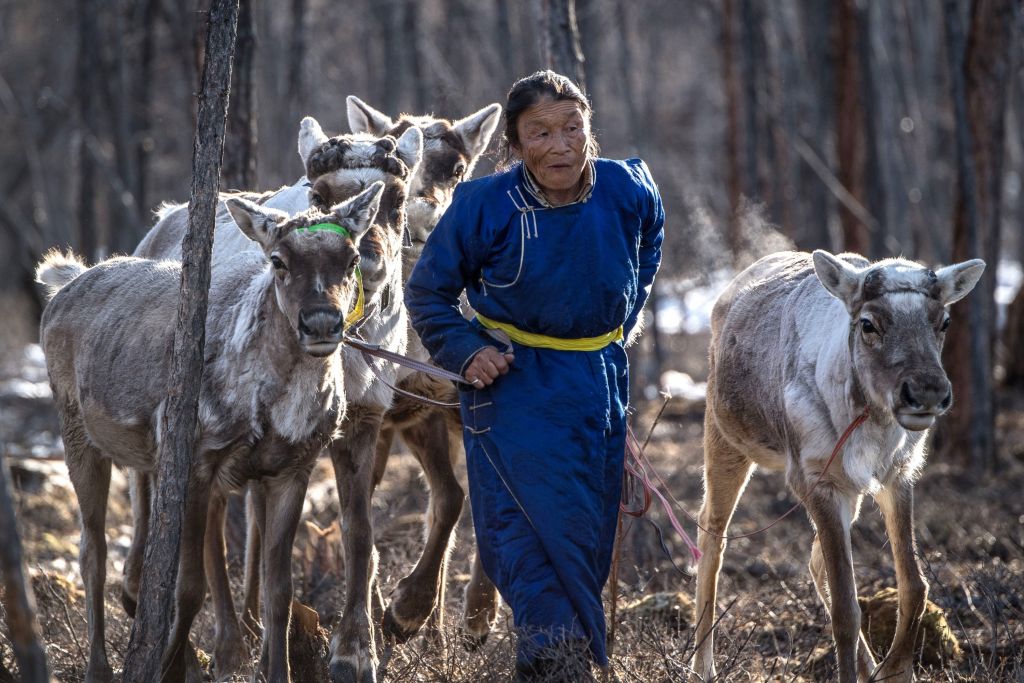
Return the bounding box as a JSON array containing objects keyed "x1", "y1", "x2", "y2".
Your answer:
[
  {"x1": 37, "y1": 186, "x2": 382, "y2": 683},
  {"x1": 693, "y1": 250, "x2": 984, "y2": 683}
]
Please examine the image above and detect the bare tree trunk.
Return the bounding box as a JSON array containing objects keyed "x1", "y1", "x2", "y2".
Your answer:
[
  {"x1": 76, "y1": 0, "x2": 100, "y2": 262},
  {"x1": 404, "y1": 0, "x2": 428, "y2": 112},
  {"x1": 855, "y1": 0, "x2": 887, "y2": 258},
  {"x1": 0, "y1": 456, "x2": 50, "y2": 683},
  {"x1": 496, "y1": 0, "x2": 517, "y2": 86},
  {"x1": 738, "y1": 0, "x2": 760, "y2": 200},
  {"x1": 536, "y1": 0, "x2": 586, "y2": 90},
  {"x1": 1006, "y1": 290, "x2": 1024, "y2": 388},
  {"x1": 721, "y1": 0, "x2": 742, "y2": 259},
  {"x1": 287, "y1": 0, "x2": 307, "y2": 121},
  {"x1": 834, "y1": 0, "x2": 870, "y2": 255},
  {"x1": 938, "y1": 0, "x2": 1020, "y2": 471},
  {"x1": 223, "y1": 0, "x2": 257, "y2": 190},
  {"x1": 120, "y1": 1, "x2": 239, "y2": 679},
  {"x1": 133, "y1": 0, "x2": 160, "y2": 235}
]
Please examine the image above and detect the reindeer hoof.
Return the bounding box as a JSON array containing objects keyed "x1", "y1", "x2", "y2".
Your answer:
[
  {"x1": 329, "y1": 658, "x2": 377, "y2": 683},
  {"x1": 459, "y1": 628, "x2": 489, "y2": 651},
  {"x1": 213, "y1": 633, "x2": 249, "y2": 680},
  {"x1": 381, "y1": 605, "x2": 420, "y2": 644}
]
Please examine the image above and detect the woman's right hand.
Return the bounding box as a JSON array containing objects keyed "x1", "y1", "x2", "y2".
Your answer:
[{"x1": 465, "y1": 347, "x2": 515, "y2": 388}]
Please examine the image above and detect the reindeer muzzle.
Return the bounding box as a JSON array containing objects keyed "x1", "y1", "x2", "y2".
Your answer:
[
  {"x1": 298, "y1": 306, "x2": 345, "y2": 356},
  {"x1": 894, "y1": 376, "x2": 953, "y2": 431}
]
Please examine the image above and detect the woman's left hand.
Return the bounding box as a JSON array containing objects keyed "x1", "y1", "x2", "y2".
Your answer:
[{"x1": 465, "y1": 347, "x2": 515, "y2": 387}]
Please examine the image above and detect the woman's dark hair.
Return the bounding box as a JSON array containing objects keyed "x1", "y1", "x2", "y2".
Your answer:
[{"x1": 497, "y1": 70, "x2": 599, "y2": 170}]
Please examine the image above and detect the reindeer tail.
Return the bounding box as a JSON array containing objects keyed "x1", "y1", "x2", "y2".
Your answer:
[{"x1": 35, "y1": 249, "x2": 88, "y2": 300}]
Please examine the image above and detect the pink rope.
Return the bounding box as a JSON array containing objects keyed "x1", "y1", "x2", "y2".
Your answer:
[{"x1": 622, "y1": 405, "x2": 871, "y2": 563}]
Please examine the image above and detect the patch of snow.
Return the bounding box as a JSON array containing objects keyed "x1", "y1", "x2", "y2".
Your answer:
[
  {"x1": 996, "y1": 259, "x2": 1022, "y2": 331},
  {"x1": 0, "y1": 378, "x2": 52, "y2": 400},
  {"x1": 656, "y1": 268, "x2": 734, "y2": 336},
  {"x1": 660, "y1": 370, "x2": 707, "y2": 402}
]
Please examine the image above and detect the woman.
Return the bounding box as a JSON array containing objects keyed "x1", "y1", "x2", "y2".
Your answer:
[{"x1": 406, "y1": 70, "x2": 664, "y2": 680}]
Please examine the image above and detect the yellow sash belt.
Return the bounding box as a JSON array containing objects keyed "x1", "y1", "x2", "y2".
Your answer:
[{"x1": 476, "y1": 312, "x2": 623, "y2": 351}]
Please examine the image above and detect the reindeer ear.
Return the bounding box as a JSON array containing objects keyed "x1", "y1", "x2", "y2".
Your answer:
[
  {"x1": 812, "y1": 249, "x2": 864, "y2": 308},
  {"x1": 453, "y1": 103, "x2": 502, "y2": 160},
  {"x1": 395, "y1": 126, "x2": 424, "y2": 176},
  {"x1": 225, "y1": 197, "x2": 292, "y2": 250},
  {"x1": 298, "y1": 117, "x2": 329, "y2": 168},
  {"x1": 935, "y1": 259, "x2": 985, "y2": 305},
  {"x1": 346, "y1": 96, "x2": 395, "y2": 135},
  {"x1": 330, "y1": 181, "x2": 384, "y2": 243}
]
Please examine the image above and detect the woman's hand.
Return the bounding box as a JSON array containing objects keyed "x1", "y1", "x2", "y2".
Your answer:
[{"x1": 465, "y1": 347, "x2": 515, "y2": 388}]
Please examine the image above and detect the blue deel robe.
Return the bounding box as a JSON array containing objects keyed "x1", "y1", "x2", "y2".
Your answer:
[{"x1": 405, "y1": 158, "x2": 664, "y2": 666}]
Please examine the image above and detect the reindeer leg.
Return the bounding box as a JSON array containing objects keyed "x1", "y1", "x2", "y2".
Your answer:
[
  {"x1": 808, "y1": 501, "x2": 876, "y2": 680},
  {"x1": 462, "y1": 549, "x2": 499, "y2": 648},
  {"x1": 205, "y1": 488, "x2": 248, "y2": 680},
  {"x1": 63, "y1": 412, "x2": 114, "y2": 683},
  {"x1": 260, "y1": 469, "x2": 312, "y2": 683},
  {"x1": 383, "y1": 415, "x2": 464, "y2": 643},
  {"x1": 803, "y1": 485, "x2": 870, "y2": 683},
  {"x1": 329, "y1": 406, "x2": 385, "y2": 683},
  {"x1": 372, "y1": 423, "x2": 395, "y2": 489},
  {"x1": 160, "y1": 471, "x2": 213, "y2": 683},
  {"x1": 691, "y1": 420, "x2": 755, "y2": 682},
  {"x1": 121, "y1": 470, "x2": 150, "y2": 618},
  {"x1": 241, "y1": 483, "x2": 264, "y2": 641},
  {"x1": 870, "y1": 483, "x2": 927, "y2": 683}
]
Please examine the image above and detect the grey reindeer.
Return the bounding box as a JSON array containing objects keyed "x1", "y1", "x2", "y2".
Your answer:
[
  {"x1": 37, "y1": 183, "x2": 383, "y2": 683},
  {"x1": 344, "y1": 95, "x2": 504, "y2": 647},
  {"x1": 136, "y1": 103, "x2": 500, "y2": 681},
  {"x1": 132, "y1": 122, "x2": 422, "y2": 682},
  {"x1": 692, "y1": 250, "x2": 984, "y2": 683}
]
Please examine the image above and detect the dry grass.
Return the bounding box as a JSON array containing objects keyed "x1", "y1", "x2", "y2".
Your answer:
[{"x1": 2, "y1": 388, "x2": 1023, "y2": 681}]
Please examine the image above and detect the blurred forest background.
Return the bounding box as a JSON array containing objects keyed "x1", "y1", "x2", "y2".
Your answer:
[
  {"x1": 1, "y1": 1, "x2": 1024, "y2": 680},
  {"x1": 0, "y1": 0, "x2": 1022, "y2": 460}
]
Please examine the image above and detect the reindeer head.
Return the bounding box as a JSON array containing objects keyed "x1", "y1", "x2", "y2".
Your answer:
[
  {"x1": 297, "y1": 117, "x2": 422, "y2": 295},
  {"x1": 225, "y1": 182, "x2": 384, "y2": 357},
  {"x1": 812, "y1": 250, "x2": 985, "y2": 431},
  {"x1": 346, "y1": 96, "x2": 502, "y2": 254}
]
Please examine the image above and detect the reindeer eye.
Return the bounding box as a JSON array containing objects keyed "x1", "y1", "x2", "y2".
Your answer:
[
  {"x1": 941, "y1": 317, "x2": 951, "y2": 332},
  {"x1": 860, "y1": 319, "x2": 878, "y2": 335},
  {"x1": 270, "y1": 255, "x2": 287, "y2": 271},
  {"x1": 452, "y1": 162, "x2": 466, "y2": 180}
]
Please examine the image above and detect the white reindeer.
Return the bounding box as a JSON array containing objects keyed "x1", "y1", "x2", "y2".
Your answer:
[{"x1": 693, "y1": 250, "x2": 984, "y2": 683}]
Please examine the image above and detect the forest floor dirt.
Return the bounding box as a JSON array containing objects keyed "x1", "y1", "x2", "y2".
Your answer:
[{"x1": 2, "y1": 340, "x2": 1023, "y2": 681}]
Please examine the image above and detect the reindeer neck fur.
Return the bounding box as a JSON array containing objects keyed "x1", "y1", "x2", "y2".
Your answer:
[
  {"x1": 206, "y1": 265, "x2": 344, "y2": 446},
  {"x1": 261, "y1": 177, "x2": 315, "y2": 215},
  {"x1": 784, "y1": 287, "x2": 927, "y2": 495}
]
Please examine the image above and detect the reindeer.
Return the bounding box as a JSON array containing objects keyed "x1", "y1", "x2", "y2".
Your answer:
[
  {"x1": 130, "y1": 121, "x2": 422, "y2": 681},
  {"x1": 345, "y1": 96, "x2": 505, "y2": 645},
  {"x1": 692, "y1": 250, "x2": 984, "y2": 683},
  {"x1": 37, "y1": 186, "x2": 383, "y2": 683}
]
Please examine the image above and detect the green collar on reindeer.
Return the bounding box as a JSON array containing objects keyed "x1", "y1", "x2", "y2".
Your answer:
[{"x1": 297, "y1": 222, "x2": 354, "y2": 240}]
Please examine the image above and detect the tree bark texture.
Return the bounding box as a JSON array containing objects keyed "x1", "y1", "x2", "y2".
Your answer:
[
  {"x1": 223, "y1": 0, "x2": 257, "y2": 190},
  {"x1": 834, "y1": 0, "x2": 871, "y2": 255},
  {"x1": 1006, "y1": 289, "x2": 1024, "y2": 388},
  {"x1": 120, "y1": 1, "x2": 239, "y2": 680},
  {"x1": 0, "y1": 455, "x2": 51, "y2": 683},
  {"x1": 937, "y1": 0, "x2": 1019, "y2": 471},
  {"x1": 537, "y1": 0, "x2": 586, "y2": 91},
  {"x1": 721, "y1": 0, "x2": 742, "y2": 259},
  {"x1": 75, "y1": 0, "x2": 100, "y2": 262},
  {"x1": 938, "y1": 0, "x2": 1020, "y2": 471}
]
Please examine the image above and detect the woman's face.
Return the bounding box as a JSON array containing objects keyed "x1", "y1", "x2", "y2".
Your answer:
[{"x1": 512, "y1": 98, "x2": 590, "y2": 205}]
